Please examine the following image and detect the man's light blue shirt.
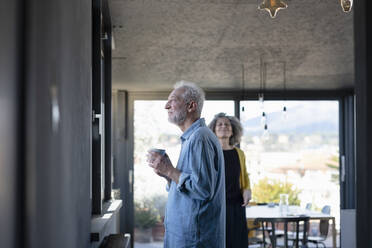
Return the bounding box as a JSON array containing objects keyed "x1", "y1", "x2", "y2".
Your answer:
[{"x1": 164, "y1": 118, "x2": 226, "y2": 248}]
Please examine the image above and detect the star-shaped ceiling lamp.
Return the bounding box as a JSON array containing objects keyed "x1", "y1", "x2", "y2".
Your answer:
[
  {"x1": 259, "y1": 0, "x2": 288, "y2": 18},
  {"x1": 340, "y1": 0, "x2": 353, "y2": 12}
]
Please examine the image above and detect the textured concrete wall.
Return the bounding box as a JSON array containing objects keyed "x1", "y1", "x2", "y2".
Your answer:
[{"x1": 25, "y1": 0, "x2": 92, "y2": 247}]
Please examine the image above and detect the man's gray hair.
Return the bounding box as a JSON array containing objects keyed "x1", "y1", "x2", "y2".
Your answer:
[
  {"x1": 174, "y1": 80, "x2": 205, "y2": 116},
  {"x1": 208, "y1": 112, "x2": 243, "y2": 146}
]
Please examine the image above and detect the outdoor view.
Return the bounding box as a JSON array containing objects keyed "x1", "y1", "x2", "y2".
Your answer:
[
  {"x1": 133, "y1": 100, "x2": 339, "y2": 247},
  {"x1": 240, "y1": 101, "x2": 340, "y2": 228}
]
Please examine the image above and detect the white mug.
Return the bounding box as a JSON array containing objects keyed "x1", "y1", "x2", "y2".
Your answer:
[{"x1": 149, "y1": 148, "x2": 166, "y2": 156}]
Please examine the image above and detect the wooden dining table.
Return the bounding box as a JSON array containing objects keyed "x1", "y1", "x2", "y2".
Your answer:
[{"x1": 246, "y1": 205, "x2": 337, "y2": 248}]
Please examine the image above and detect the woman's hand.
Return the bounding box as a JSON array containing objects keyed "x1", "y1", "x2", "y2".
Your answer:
[{"x1": 242, "y1": 189, "x2": 252, "y2": 206}]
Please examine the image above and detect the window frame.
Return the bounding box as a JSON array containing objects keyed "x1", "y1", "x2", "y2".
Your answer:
[
  {"x1": 92, "y1": 0, "x2": 112, "y2": 215},
  {"x1": 120, "y1": 89, "x2": 353, "y2": 243}
]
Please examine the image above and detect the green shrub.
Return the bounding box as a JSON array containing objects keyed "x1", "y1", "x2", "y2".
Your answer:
[
  {"x1": 143, "y1": 194, "x2": 167, "y2": 218},
  {"x1": 252, "y1": 178, "x2": 301, "y2": 205},
  {"x1": 134, "y1": 201, "x2": 160, "y2": 229}
]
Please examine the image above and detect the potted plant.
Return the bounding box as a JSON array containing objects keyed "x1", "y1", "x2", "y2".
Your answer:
[
  {"x1": 134, "y1": 201, "x2": 160, "y2": 243},
  {"x1": 147, "y1": 195, "x2": 167, "y2": 241}
]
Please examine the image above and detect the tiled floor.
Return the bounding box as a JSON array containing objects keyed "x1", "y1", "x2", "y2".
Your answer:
[
  {"x1": 134, "y1": 234, "x2": 340, "y2": 248},
  {"x1": 134, "y1": 241, "x2": 163, "y2": 248}
]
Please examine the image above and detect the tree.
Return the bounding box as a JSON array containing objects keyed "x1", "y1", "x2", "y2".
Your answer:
[
  {"x1": 326, "y1": 154, "x2": 339, "y2": 184},
  {"x1": 252, "y1": 178, "x2": 301, "y2": 205}
]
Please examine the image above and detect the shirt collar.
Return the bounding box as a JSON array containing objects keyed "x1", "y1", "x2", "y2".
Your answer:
[{"x1": 181, "y1": 118, "x2": 206, "y2": 142}]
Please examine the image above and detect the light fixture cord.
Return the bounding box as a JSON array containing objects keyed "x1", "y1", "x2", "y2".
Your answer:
[
  {"x1": 283, "y1": 61, "x2": 287, "y2": 101},
  {"x1": 263, "y1": 61, "x2": 267, "y2": 95},
  {"x1": 242, "y1": 63, "x2": 245, "y2": 100},
  {"x1": 260, "y1": 55, "x2": 264, "y2": 95}
]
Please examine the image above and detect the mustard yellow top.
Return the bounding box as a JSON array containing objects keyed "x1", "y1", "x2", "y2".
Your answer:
[{"x1": 234, "y1": 147, "x2": 251, "y2": 191}]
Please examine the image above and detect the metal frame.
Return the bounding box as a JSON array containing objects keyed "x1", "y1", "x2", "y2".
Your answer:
[
  {"x1": 112, "y1": 90, "x2": 132, "y2": 246},
  {"x1": 92, "y1": 0, "x2": 103, "y2": 215},
  {"x1": 103, "y1": 0, "x2": 113, "y2": 203},
  {"x1": 129, "y1": 89, "x2": 353, "y2": 101},
  {"x1": 339, "y1": 96, "x2": 356, "y2": 209}
]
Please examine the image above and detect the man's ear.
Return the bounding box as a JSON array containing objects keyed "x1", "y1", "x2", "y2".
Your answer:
[{"x1": 187, "y1": 101, "x2": 197, "y2": 113}]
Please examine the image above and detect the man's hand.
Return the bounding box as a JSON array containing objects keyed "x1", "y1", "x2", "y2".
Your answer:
[
  {"x1": 242, "y1": 189, "x2": 252, "y2": 207},
  {"x1": 147, "y1": 151, "x2": 181, "y2": 184},
  {"x1": 154, "y1": 170, "x2": 171, "y2": 184}
]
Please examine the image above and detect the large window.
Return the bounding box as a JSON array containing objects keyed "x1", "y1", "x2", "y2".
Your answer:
[{"x1": 130, "y1": 98, "x2": 341, "y2": 246}]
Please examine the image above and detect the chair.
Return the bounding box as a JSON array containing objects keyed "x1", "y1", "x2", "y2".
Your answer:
[
  {"x1": 247, "y1": 202, "x2": 265, "y2": 247},
  {"x1": 254, "y1": 216, "x2": 309, "y2": 248},
  {"x1": 306, "y1": 205, "x2": 331, "y2": 248},
  {"x1": 248, "y1": 220, "x2": 264, "y2": 247},
  {"x1": 99, "y1": 233, "x2": 131, "y2": 248}
]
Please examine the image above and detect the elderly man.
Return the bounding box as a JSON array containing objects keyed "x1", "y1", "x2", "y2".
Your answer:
[{"x1": 147, "y1": 81, "x2": 226, "y2": 248}]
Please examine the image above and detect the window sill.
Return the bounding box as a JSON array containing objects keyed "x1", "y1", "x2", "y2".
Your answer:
[{"x1": 91, "y1": 199, "x2": 123, "y2": 243}]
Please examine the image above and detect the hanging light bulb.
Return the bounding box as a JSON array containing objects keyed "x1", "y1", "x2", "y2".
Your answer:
[
  {"x1": 259, "y1": 93, "x2": 264, "y2": 109},
  {"x1": 281, "y1": 62, "x2": 287, "y2": 122},
  {"x1": 262, "y1": 124, "x2": 269, "y2": 140},
  {"x1": 282, "y1": 106, "x2": 287, "y2": 121},
  {"x1": 241, "y1": 64, "x2": 246, "y2": 112},
  {"x1": 259, "y1": 0, "x2": 288, "y2": 18},
  {"x1": 340, "y1": 0, "x2": 353, "y2": 12},
  {"x1": 261, "y1": 112, "x2": 267, "y2": 127}
]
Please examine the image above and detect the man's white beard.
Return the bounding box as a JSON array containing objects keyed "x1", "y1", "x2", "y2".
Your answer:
[{"x1": 169, "y1": 109, "x2": 187, "y2": 125}]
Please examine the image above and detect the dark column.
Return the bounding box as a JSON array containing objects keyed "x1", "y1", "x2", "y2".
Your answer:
[
  {"x1": 0, "y1": 1, "x2": 24, "y2": 247},
  {"x1": 25, "y1": 0, "x2": 92, "y2": 247},
  {"x1": 112, "y1": 90, "x2": 133, "y2": 246},
  {"x1": 354, "y1": 0, "x2": 372, "y2": 247}
]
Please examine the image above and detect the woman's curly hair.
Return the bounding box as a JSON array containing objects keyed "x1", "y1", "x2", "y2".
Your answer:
[{"x1": 208, "y1": 112, "x2": 243, "y2": 146}]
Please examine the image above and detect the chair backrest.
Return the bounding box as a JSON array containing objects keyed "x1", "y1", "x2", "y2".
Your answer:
[
  {"x1": 321, "y1": 205, "x2": 331, "y2": 214},
  {"x1": 255, "y1": 216, "x2": 309, "y2": 248},
  {"x1": 319, "y1": 220, "x2": 329, "y2": 237},
  {"x1": 319, "y1": 205, "x2": 331, "y2": 237}
]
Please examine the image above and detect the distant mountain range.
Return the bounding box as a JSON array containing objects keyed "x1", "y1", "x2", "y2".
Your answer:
[{"x1": 242, "y1": 104, "x2": 339, "y2": 135}]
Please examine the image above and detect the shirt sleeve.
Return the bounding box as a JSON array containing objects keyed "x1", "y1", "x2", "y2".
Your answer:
[{"x1": 176, "y1": 139, "x2": 218, "y2": 201}]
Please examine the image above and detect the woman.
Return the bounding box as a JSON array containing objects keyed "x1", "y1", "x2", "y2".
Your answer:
[{"x1": 208, "y1": 112, "x2": 251, "y2": 248}]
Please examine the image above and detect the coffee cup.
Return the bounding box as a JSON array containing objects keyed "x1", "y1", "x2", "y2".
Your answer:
[{"x1": 148, "y1": 148, "x2": 166, "y2": 156}]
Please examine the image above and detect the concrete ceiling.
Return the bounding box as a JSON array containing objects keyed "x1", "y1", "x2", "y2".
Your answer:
[{"x1": 109, "y1": 0, "x2": 354, "y2": 92}]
